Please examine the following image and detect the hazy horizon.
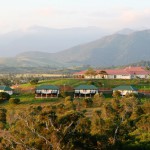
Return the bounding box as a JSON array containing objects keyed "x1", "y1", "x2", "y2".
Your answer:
[
  {"x1": 0, "y1": 0, "x2": 150, "y2": 56},
  {"x1": 0, "y1": 0, "x2": 150, "y2": 34}
]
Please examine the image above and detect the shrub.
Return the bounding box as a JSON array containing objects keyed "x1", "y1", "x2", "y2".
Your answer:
[
  {"x1": 9, "y1": 98, "x2": 20, "y2": 104},
  {"x1": 0, "y1": 92, "x2": 10, "y2": 102},
  {"x1": 30, "y1": 79, "x2": 39, "y2": 85}
]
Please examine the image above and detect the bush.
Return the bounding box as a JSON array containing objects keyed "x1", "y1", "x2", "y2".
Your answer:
[
  {"x1": 9, "y1": 98, "x2": 20, "y2": 104},
  {"x1": 0, "y1": 92, "x2": 10, "y2": 102},
  {"x1": 30, "y1": 79, "x2": 39, "y2": 85}
]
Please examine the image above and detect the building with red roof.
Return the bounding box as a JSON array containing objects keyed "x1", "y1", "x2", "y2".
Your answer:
[{"x1": 74, "y1": 66, "x2": 150, "y2": 79}]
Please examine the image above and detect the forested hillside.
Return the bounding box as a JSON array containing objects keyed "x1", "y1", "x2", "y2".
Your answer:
[{"x1": 0, "y1": 92, "x2": 150, "y2": 149}]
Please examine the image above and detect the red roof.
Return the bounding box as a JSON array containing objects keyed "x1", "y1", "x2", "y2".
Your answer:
[
  {"x1": 73, "y1": 66, "x2": 150, "y2": 76},
  {"x1": 105, "y1": 69, "x2": 129, "y2": 75},
  {"x1": 124, "y1": 66, "x2": 145, "y2": 71},
  {"x1": 124, "y1": 66, "x2": 150, "y2": 75}
]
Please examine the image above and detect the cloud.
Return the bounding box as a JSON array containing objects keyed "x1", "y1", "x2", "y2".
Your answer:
[
  {"x1": 1, "y1": 4, "x2": 150, "y2": 34},
  {"x1": 36, "y1": 7, "x2": 56, "y2": 17},
  {"x1": 86, "y1": 7, "x2": 150, "y2": 30},
  {"x1": 119, "y1": 8, "x2": 150, "y2": 28}
]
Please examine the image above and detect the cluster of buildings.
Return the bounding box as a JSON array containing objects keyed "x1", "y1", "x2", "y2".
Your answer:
[
  {"x1": 35, "y1": 84, "x2": 138, "y2": 98},
  {"x1": 1, "y1": 66, "x2": 149, "y2": 99},
  {"x1": 35, "y1": 84, "x2": 99, "y2": 98},
  {"x1": 0, "y1": 84, "x2": 139, "y2": 98},
  {"x1": 74, "y1": 66, "x2": 150, "y2": 79}
]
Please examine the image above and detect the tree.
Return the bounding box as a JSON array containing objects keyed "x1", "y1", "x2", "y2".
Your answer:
[
  {"x1": 0, "y1": 92, "x2": 10, "y2": 102},
  {"x1": 112, "y1": 90, "x2": 121, "y2": 98},
  {"x1": 0, "y1": 107, "x2": 7, "y2": 129},
  {"x1": 93, "y1": 93, "x2": 104, "y2": 106},
  {"x1": 84, "y1": 68, "x2": 97, "y2": 78},
  {"x1": 82, "y1": 98, "x2": 93, "y2": 108},
  {"x1": 0, "y1": 97, "x2": 149, "y2": 149},
  {"x1": 91, "y1": 110, "x2": 105, "y2": 135},
  {"x1": 98, "y1": 70, "x2": 108, "y2": 79},
  {"x1": 0, "y1": 78, "x2": 12, "y2": 86},
  {"x1": 30, "y1": 78, "x2": 39, "y2": 85},
  {"x1": 1, "y1": 106, "x2": 98, "y2": 149}
]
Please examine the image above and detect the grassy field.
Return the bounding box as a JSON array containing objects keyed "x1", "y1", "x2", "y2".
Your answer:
[{"x1": 18, "y1": 78, "x2": 150, "y2": 89}]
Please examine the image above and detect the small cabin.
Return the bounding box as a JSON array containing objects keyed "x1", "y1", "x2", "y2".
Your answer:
[
  {"x1": 74, "y1": 85, "x2": 98, "y2": 98},
  {"x1": 113, "y1": 85, "x2": 138, "y2": 96},
  {"x1": 35, "y1": 85, "x2": 59, "y2": 98},
  {"x1": 0, "y1": 85, "x2": 13, "y2": 95}
]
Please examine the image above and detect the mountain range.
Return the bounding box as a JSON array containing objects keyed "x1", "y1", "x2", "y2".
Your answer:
[
  {"x1": 0, "y1": 26, "x2": 108, "y2": 57},
  {"x1": 0, "y1": 29, "x2": 150, "y2": 68}
]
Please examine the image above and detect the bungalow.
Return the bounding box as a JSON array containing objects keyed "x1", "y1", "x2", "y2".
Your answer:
[
  {"x1": 35, "y1": 85, "x2": 59, "y2": 98},
  {"x1": 0, "y1": 85, "x2": 13, "y2": 95},
  {"x1": 74, "y1": 85, "x2": 98, "y2": 98},
  {"x1": 113, "y1": 85, "x2": 138, "y2": 96}
]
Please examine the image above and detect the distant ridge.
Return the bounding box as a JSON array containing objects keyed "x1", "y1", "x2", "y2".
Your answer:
[
  {"x1": 0, "y1": 26, "x2": 108, "y2": 57},
  {"x1": 0, "y1": 29, "x2": 150, "y2": 68},
  {"x1": 116, "y1": 28, "x2": 135, "y2": 35}
]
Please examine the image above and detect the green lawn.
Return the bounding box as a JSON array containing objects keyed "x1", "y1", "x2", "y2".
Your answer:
[
  {"x1": 18, "y1": 78, "x2": 150, "y2": 89},
  {"x1": 19, "y1": 78, "x2": 88, "y2": 89}
]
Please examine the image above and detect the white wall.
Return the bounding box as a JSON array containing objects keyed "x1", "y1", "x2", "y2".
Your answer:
[
  {"x1": 113, "y1": 90, "x2": 138, "y2": 96},
  {"x1": 0, "y1": 90, "x2": 13, "y2": 95},
  {"x1": 75, "y1": 89, "x2": 98, "y2": 94}
]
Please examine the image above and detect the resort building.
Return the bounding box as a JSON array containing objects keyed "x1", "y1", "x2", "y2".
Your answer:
[
  {"x1": 0, "y1": 85, "x2": 13, "y2": 95},
  {"x1": 74, "y1": 66, "x2": 150, "y2": 79},
  {"x1": 35, "y1": 85, "x2": 59, "y2": 98},
  {"x1": 74, "y1": 85, "x2": 98, "y2": 98},
  {"x1": 113, "y1": 85, "x2": 138, "y2": 96}
]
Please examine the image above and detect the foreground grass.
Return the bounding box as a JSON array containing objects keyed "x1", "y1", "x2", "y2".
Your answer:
[{"x1": 2, "y1": 93, "x2": 63, "y2": 110}]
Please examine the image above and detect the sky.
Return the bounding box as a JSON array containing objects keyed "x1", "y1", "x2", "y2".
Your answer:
[{"x1": 0, "y1": 0, "x2": 150, "y2": 33}]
